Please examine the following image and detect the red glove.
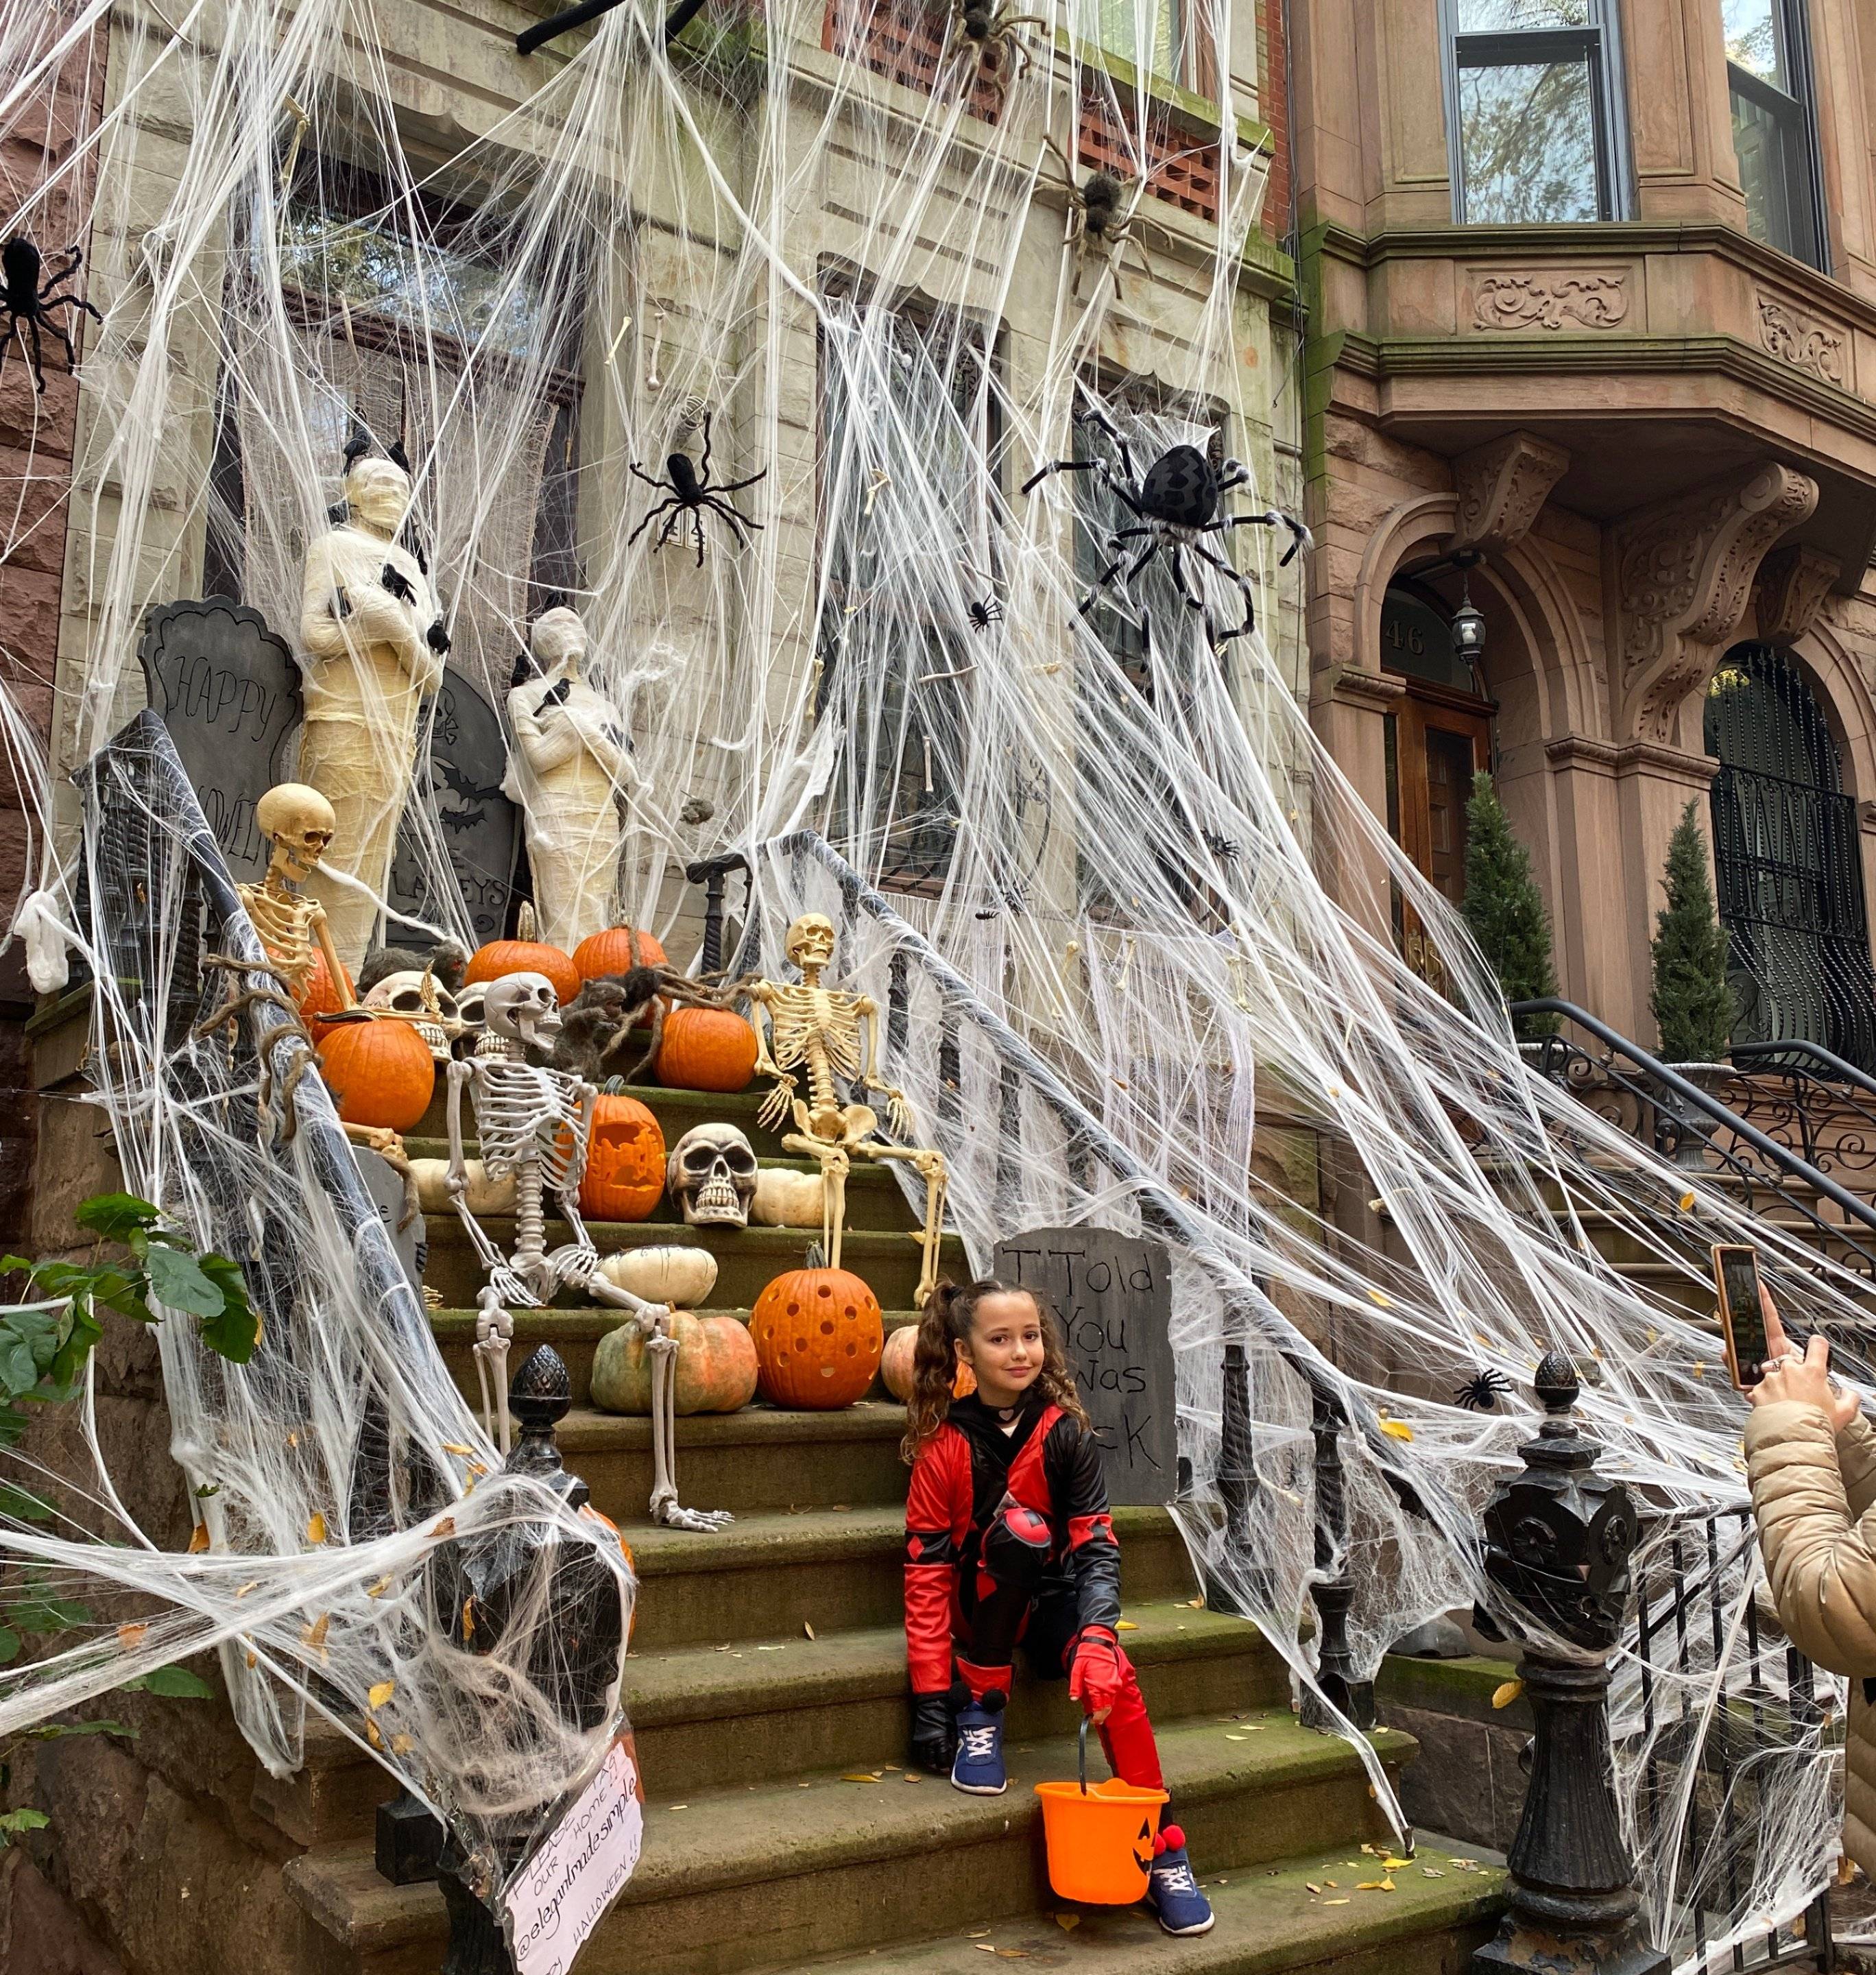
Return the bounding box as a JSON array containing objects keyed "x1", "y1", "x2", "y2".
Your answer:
[{"x1": 1069, "y1": 1625, "x2": 1122, "y2": 1720}]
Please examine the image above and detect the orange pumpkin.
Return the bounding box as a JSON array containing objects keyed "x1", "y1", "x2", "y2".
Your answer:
[
  {"x1": 316, "y1": 1017, "x2": 435, "y2": 1132},
  {"x1": 879, "y1": 1322, "x2": 975, "y2": 1403},
  {"x1": 577, "y1": 1094, "x2": 666, "y2": 1221},
  {"x1": 573, "y1": 926, "x2": 669, "y2": 986},
  {"x1": 654, "y1": 1007, "x2": 760, "y2": 1093},
  {"x1": 590, "y1": 1311, "x2": 758, "y2": 1415},
  {"x1": 465, "y1": 903, "x2": 579, "y2": 1005},
  {"x1": 750, "y1": 1266, "x2": 883, "y2": 1410},
  {"x1": 298, "y1": 951, "x2": 353, "y2": 1044}
]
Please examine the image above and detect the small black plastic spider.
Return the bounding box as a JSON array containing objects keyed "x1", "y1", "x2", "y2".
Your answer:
[
  {"x1": 1022, "y1": 407, "x2": 1312, "y2": 649},
  {"x1": 966, "y1": 595, "x2": 1002, "y2": 632},
  {"x1": 629, "y1": 414, "x2": 766, "y2": 567},
  {"x1": 0, "y1": 236, "x2": 102, "y2": 396},
  {"x1": 1453, "y1": 1367, "x2": 1513, "y2": 1412}
]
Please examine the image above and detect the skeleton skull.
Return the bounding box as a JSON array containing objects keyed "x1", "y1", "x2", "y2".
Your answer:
[
  {"x1": 255, "y1": 782, "x2": 337, "y2": 885},
  {"x1": 667, "y1": 1123, "x2": 758, "y2": 1228},
  {"x1": 455, "y1": 980, "x2": 488, "y2": 1035},
  {"x1": 784, "y1": 913, "x2": 835, "y2": 972},
  {"x1": 363, "y1": 969, "x2": 459, "y2": 1060},
  {"x1": 483, "y1": 972, "x2": 562, "y2": 1051}
]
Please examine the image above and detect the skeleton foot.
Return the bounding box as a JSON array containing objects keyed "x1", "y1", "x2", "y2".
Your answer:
[{"x1": 646, "y1": 1328, "x2": 732, "y2": 1532}]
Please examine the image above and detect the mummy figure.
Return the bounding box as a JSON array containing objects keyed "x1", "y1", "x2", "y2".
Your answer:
[{"x1": 445, "y1": 972, "x2": 730, "y2": 1531}]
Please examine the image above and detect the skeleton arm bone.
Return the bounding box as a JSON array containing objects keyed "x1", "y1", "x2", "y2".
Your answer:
[
  {"x1": 852, "y1": 992, "x2": 915, "y2": 1137},
  {"x1": 309, "y1": 900, "x2": 357, "y2": 1009}
]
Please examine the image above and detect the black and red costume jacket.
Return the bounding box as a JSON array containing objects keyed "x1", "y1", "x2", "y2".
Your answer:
[{"x1": 903, "y1": 1388, "x2": 1122, "y2": 1692}]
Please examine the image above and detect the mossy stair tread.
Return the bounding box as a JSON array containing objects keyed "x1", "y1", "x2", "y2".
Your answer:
[
  {"x1": 427, "y1": 1307, "x2": 925, "y2": 1342},
  {"x1": 556, "y1": 1398, "x2": 910, "y2": 1457},
  {"x1": 424, "y1": 1219, "x2": 959, "y2": 1258},
  {"x1": 801, "y1": 1843, "x2": 1505, "y2": 1974},
  {"x1": 282, "y1": 1713, "x2": 1419, "y2": 1952},
  {"x1": 623, "y1": 1605, "x2": 1276, "y2": 1725},
  {"x1": 402, "y1": 1138, "x2": 906, "y2": 1186},
  {"x1": 623, "y1": 1502, "x2": 1180, "y2": 1572}
]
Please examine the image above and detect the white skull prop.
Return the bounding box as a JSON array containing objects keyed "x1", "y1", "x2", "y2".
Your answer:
[
  {"x1": 363, "y1": 969, "x2": 459, "y2": 1060},
  {"x1": 455, "y1": 979, "x2": 488, "y2": 1034},
  {"x1": 483, "y1": 972, "x2": 562, "y2": 1051},
  {"x1": 667, "y1": 1123, "x2": 758, "y2": 1228},
  {"x1": 255, "y1": 782, "x2": 337, "y2": 885}
]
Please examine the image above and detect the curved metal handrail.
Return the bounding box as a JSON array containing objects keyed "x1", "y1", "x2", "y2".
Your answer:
[
  {"x1": 1511, "y1": 996, "x2": 1876, "y2": 1242},
  {"x1": 1729, "y1": 1036, "x2": 1876, "y2": 1104}
]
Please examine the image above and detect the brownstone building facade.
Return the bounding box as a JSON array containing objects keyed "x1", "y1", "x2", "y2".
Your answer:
[{"x1": 1290, "y1": 0, "x2": 1876, "y2": 1064}]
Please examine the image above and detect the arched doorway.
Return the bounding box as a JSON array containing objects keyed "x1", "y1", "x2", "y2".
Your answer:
[
  {"x1": 1380, "y1": 579, "x2": 1494, "y2": 974},
  {"x1": 1705, "y1": 643, "x2": 1876, "y2": 1068}
]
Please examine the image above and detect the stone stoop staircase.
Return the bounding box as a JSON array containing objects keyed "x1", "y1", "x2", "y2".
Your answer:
[{"x1": 276, "y1": 1081, "x2": 1505, "y2": 1975}]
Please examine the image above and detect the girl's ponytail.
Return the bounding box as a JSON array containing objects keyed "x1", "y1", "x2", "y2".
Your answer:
[{"x1": 901, "y1": 1280, "x2": 967, "y2": 1463}]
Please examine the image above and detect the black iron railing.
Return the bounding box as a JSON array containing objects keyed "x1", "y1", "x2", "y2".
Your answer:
[
  {"x1": 1727, "y1": 1038, "x2": 1876, "y2": 1186},
  {"x1": 1627, "y1": 1508, "x2": 1837, "y2": 1972}
]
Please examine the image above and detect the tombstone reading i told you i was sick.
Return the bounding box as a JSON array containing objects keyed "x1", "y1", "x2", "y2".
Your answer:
[{"x1": 991, "y1": 1228, "x2": 1176, "y2": 1507}]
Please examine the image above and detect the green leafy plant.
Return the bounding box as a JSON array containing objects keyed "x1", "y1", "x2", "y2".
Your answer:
[
  {"x1": 1651, "y1": 801, "x2": 1735, "y2": 1064},
  {"x1": 0, "y1": 1194, "x2": 245, "y2": 1841},
  {"x1": 1460, "y1": 772, "x2": 1560, "y2": 1040}
]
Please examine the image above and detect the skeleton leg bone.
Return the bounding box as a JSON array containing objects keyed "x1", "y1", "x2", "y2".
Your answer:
[
  {"x1": 472, "y1": 1286, "x2": 514, "y2": 1453},
  {"x1": 782, "y1": 1132, "x2": 851, "y2": 1270},
  {"x1": 645, "y1": 1317, "x2": 732, "y2": 1532},
  {"x1": 862, "y1": 1143, "x2": 950, "y2": 1307}
]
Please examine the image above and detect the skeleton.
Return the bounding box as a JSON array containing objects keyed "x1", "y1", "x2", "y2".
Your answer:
[
  {"x1": 667, "y1": 1124, "x2": 758, "y2": 1228},
  {"x1": 363, "y1": 967, "x2": 460, "y2": 1061},
  {"x1": 445, "y1": 973, "x2": 729, "y2": 1531},
  {"x1": 745, "y1": 914, "x2": 950, "y2": 1306}
]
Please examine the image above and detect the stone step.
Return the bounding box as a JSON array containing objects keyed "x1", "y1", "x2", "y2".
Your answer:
[
  {"x1": 403, "y1": 1140, "x2": 920, "y2": 1232},
  {"x1": 429, "y1": 1313, "x2": 922, "y2": 1410},
  {"x1": 804, "y1": 1841, "x2": 1504, "y2": 1975},
  {"x1": 421, "y1": 1217, "x2": 963, "y2": 1310},
  {"x1": 282, "y1": 1714, "x2": 1424, "y2": 1975},
  {"x1": 413, "y1": 1077, "x2": 789, "y2": 1156},
  {"x1": 258, "y1": 1603, "x2": 1288, "y2": 1844},
  {"x1": 621, "y1": 1506, "x2": 1199, "y2": 1653}
]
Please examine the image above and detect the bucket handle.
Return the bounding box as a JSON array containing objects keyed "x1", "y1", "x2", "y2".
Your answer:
[{"x1": 1078, "y1": 1714, "x2": 1090, "y2": 1796}]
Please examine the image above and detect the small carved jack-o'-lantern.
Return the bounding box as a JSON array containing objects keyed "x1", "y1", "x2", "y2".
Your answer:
[
  {"x1": 577, "y1": 1094, "x2": 666, "y2": 1222},
  {"x1": 750, "y1": 1265, "x2": 883, "y2": 1410}
]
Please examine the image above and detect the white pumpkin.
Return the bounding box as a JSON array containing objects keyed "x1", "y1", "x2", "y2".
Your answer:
[
  {"x1": 407, "y1": 1156, "x2": 516, "y2": 1216},
  {"x1": 752, "y1": 1166, "x2": 825, "y2": 1228},
  {"x1": 599, "y1": 1245, "x2": 720, "y2": 1309}
]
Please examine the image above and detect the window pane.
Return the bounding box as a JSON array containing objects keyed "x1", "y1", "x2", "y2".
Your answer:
[
  {"x1": 1722, "y1": 0, "x2": 1786, "y2": 91},
  {"x1": 1455, "y1": 0, "x2": 1589, "y2": 29},
  {"x1": 1460, "y1": 58, "x2": 1600, "y2": 222},
  {"x1": 1092, "y1": 0, "x2": 1180, "y2": 83},
  {"x1": 1731, "y1": 83, "x2": 1806, "y2": 257}
]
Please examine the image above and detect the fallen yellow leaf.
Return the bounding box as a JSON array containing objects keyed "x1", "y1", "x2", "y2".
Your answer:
[
  {"x1": 1369, "y1": 1289, "x2": 1392, "y2": 1308},
  {"x1": 365, "y1": 1720, "x2": 382, "y2": 1749},
  {"x1": 118, "y1": 1623, "x2": 148, "y2": 1651},
  {"x1": 235, "y1": 1581, "x2": 258, "y2": 1600},
  {"x1": 461, "y1": 1598, "x2": 477, "y2": 1642},
  {"x1": 1492, "y1": 1679, "x2": 1524, "y2": 1709},
  {"x1": 1383, "y1": 1857, "x2": 1411, "y2": 1871},
  {"x1": 841, "y1": 1773, "x2": 882, "y2": 1783},
  {"x1": 391, "y1": 1734, "x2": 413, "y2": 1756},
  {"x1": 368, "y1": 1680, "x2": 395, "y2": 1710},
  {"x1": 1421, "y1": 1867, "x2": 1445, "y2": 1878},
  {"x1": 244, "y1": 1649, "x2": 257, "y2": 1668},
  {"x1": 430, "y1": 1517, "x2": 455, "y2": 1540},
  {"x1": 1116, "y1": 1619, "x2": 1138, "y2": 1631},
  {"x1": 302, "y1": 1613, "x2": 330, "y2": 1654},
  {"x1": 1055, "y1": 1913, "x2": 1079, "y2": 1931},
  {"x1": 306, "y1": 1513, "x2": 327, "y2": 1544},
  {"x1": 367, "y1": 1577, "x2": 392, "y2": 1599},
  {"x1": 804, "y1": 1622, "x2": 816, "y2": 1640},
  {"x1": 1379, "y1": 1419, "x2": 1413, "y2": 1441},
  {"x1": 1679, "y1": 1192, "x2": 1696, "y2": 1212},
  {"x1": 442, "y1": 1444, "x2": 473, "y2": 1457},
  {"x1": 1322, "y1": 1898, "x2": 1349, "y2": 1906},
  {"x1": 187, "y1": 1524, "x2": 210, "y2": 1554},
  {"x1": 1306, "y1": 1882, "x2": 1322, "y2": 1893}
]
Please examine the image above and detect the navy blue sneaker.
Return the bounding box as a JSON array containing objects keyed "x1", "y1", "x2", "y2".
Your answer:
[
  {"x1": 950, "y1": 1689, "x2": 1007, "y2": 1795},
  {"x1": 1146, "y1": 1826, "x2": 1214, "y2": 1936}
]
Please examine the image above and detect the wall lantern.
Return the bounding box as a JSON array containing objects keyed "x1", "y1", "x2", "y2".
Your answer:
[{"x1": 1450, "y1": 553, "x2": 1487, "y2": 669}]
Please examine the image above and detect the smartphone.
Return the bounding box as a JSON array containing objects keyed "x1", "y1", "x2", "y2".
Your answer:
[{"x1": 1713, "y1": 1244, "x2": 1770, "y2": 1389}]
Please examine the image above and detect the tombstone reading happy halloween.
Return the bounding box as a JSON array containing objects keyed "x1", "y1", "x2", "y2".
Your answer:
[
  {"x1": 992, "y1": 1228, "x2": 1176, "y2": 1508},
  {"x1": 138, "y1": 597, "x2": 304, "y2": 885},
  {"x1": 387, "y1": 666, "x2": 520, "y2": 954}
]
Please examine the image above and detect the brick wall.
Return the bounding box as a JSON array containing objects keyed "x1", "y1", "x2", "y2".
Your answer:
[
  {"x1": 1256, "y1": 0, "x2": 1292, "y2": 241},
  {"x1": 0, "y1": 10, "x2": 105, "y2": 1247}
]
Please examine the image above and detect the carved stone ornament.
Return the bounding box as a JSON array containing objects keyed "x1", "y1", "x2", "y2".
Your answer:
[
  {"x1": 1452, "y1": 431, "x2": 1571, "y2": 553},
  {"x1": 1613, "y1": 462, "x2": 1818, "y2": 743},
  {"x1": 1474, "y1": 272, "x2": 1628, "y2": 333},
  {"x1": 1753, "y1": 542, "x2": 1842, "y2": 647},
  {"x1": 1757, "y1": 292, "x2": 1846, "y2": 385}
]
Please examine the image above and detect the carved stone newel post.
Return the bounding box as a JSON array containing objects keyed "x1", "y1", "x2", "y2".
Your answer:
[{"x1": 1471, "y1": 1352, "x2": 1666, "y2": 1975}]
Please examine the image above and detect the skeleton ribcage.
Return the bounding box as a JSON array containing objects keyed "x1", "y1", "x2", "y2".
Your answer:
[
  {"x1": 771, "y1": 992, "x2": 862, "y2": 1079},
  {"x1": 472, "y1": 1062, "x2": 586, "y2": 1190}
]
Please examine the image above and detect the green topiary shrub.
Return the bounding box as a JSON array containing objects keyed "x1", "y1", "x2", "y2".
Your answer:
[
  {"x1": 1460, "y1": 771, "x2": 1559, "y2": 1040},
  {"x1": 1650, "y1": 800, "x2": 1735, "y2": 1064}
]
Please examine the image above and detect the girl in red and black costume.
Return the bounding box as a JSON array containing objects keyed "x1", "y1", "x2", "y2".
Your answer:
[{"x1": 901, "y1": 1278, "x2": 1214, "y2": 1937}]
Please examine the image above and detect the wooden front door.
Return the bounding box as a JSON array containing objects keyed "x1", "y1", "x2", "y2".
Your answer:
[{"x1": 1389, "y1": 687, "x2": 1493, "y2": 977}]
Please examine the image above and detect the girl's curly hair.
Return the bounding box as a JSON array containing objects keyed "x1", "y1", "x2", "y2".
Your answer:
[{"x1": 900, "y1": 1277, "x2": 1087, "y2": 1463}]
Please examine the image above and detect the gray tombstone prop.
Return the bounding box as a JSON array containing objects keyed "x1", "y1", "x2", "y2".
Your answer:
[
  {"x1": 351, "y1": 1147, "x2": 426, "y2": 1302},
  {"x1": 387, "y1": 668, "x2": 520, "y2": 953},
  {"x1": 991, "y1": 1228, "x2": 1177, "y2": 1507},
  {"x1": 137, "y1": 598, "x2": 303, "y2": 886}
]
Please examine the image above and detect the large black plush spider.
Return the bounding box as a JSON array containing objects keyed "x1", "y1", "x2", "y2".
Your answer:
[
  {"x1": 0, "y1": 237, "x2": 103, "y2": 396},
  {"x1": 1022, "y1": 407, "x2": 1312, "y2": 649},
  {"x1": 629, "y1": 414, "x2": 767, "y2": 568},
  {"x1": 1453, "y1": 1367, "x2": 1513, "y2": 1412}
]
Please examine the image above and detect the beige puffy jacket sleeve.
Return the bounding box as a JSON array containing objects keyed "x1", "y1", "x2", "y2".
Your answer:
[{"x1": 1744, "y1": 1400, "x2": 1876, "y2": 1677}]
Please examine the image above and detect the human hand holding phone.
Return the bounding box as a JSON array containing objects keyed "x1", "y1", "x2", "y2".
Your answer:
[{"x1": 1748, "y1": 1330, "x2": 1860, "y2": 1428}]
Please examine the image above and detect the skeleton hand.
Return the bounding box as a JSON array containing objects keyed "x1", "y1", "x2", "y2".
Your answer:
[
  {"x1": 756, "y1": 1078, "x2": 795, "y2": 1133},
  {"x1": 870, "y1": 1081, "x2": 915, "y2": 1140}
]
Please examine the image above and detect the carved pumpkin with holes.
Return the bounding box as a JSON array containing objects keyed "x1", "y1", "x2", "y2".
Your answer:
[
  {"x1": 577, "y1": 1094, "x2": 666, "y2": 1221},
  {"x1": 750, "y1": 1265, "x2": 883, "y2": 1409},
  {"x1": 316, "y1": 1017, "x2": 435, "y2": 1132}
]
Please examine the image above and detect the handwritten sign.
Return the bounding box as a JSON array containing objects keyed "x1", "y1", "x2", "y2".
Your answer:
[
  {"x1": 505, "y1": 1736, "x2": 645, "y2": 1975},
  {"x1": 137, "y1": 597, "x2": 302, "y2": 885},
  {"x1": 991, "y1": 1228, "x2": 1177, "y2": 1507}
]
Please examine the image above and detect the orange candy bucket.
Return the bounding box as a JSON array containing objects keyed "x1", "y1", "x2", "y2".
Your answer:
[{"x1": 1033, "y1": 1719, "x2": 1170, "y2": 1904}]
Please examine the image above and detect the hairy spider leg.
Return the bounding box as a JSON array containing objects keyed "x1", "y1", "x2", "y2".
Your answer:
[
  {"x1": 1186, "y1": 540, "x2": 1258, "y2": 644},
  {"x1": 696, "y1": 411, "x2": 714, "y2": 481},
  {"x1": 627, "y1": 496, "x2": 682, "y2": 546},
  {"x1": 1020, "y1": 455, "x2": 1101, "y2": 496},
  {"x1": 24, "y1": 315, "x2": 48, "y2": 395},
  {"x1": 36, "y1": 245, "x2": 84, "y2": 293},
  {"x1": 708, "y1": 470, "x2": 768, "y2": 495},
  {"x1": 693, "y1": 508, "x2": 705, "y2": 567},
  {"x1": 1075, "y1": 552, "x2": 1127, "y2": 616},
  {"x1": 1073, "y1": 403, "x2": 1137, "y2": 482},
  {"x1": 34, "y1": 304, "x2": 80, "y2": 376},
  {"x1": 700, "y1": 493, "x2": 761, "y2": 539},
  {"x1": 629, "y1": 460, "x2": 671, "y2": 491}
]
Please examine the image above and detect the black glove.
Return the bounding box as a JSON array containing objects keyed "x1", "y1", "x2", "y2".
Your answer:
[{"x1": 909, "y1": 1690, "x2": 954, "y2": 1774}]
